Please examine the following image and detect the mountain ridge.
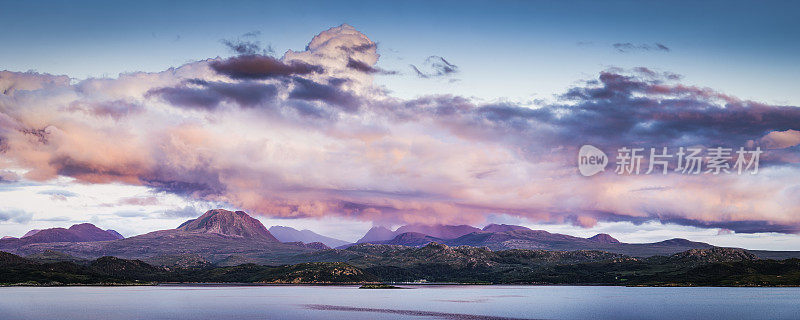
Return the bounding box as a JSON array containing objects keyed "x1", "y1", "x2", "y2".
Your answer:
[{"x1": 0, "y1": 223, "x2": 123, "y2": 249}]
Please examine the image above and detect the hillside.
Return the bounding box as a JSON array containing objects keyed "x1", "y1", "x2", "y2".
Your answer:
[{"x1": 3, "y1": 245, "x2": 800, "y2": 286}]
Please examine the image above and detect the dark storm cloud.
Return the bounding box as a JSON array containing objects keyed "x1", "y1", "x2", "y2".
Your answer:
[
  {"x1": 346, "y1": 57, "x2": 398, "y2": 75},
  {"x1": 661, "y1": 217, "x2": 800, "y2": 234},
  {"x1": 551, "y1": 71, "x2": 800, "y2": 148},
  {"x1": 338, "y1": 43, "x2": 377, "y2": 54},
  {"x1": 210, "y1": 55, "x2": 324, "y2": 80},
  {"x1": 142, "y1": 177, "x2": 225, "y2": 198},
  {"x1": 569, "y1": 210, "x2": 800, "y2": 234},
  {"x1": 288, "y1": 77, "x2": 361, "y2": 112},
  {"x1": 147, "y1": 79, "x2": 278, "y2": 110},
  {"x1": 405, "y1": 69, "x2": 800, "y2": 153}
]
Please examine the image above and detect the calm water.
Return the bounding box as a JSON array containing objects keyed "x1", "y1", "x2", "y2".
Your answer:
[{"x1": 1, "y1": 285, "x2": 799, "y2": 320}]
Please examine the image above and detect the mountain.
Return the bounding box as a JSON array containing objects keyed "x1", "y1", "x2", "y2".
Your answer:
[
  {"x1": 68, "y1": 223, "x2": 121, "y2": 241},
  {"x1": 356, "y1": 226, "x2": 395, "y2": 243},
  {"x1": 394, "y1": 224, "x2": 481, "y2": 239},
  {"x1": 443, "y1": 229, "x2": 716, "y2": 257},
  {"x1": 177, "y1": 209, "x2": 278, "y2": 242},
  {"x1": 1, "y1": 236, "x2": 16, "y2": 240},
  {"x1": 21, "y1": 229, "x2": 41, "y2": 238},
  {"x1": 0, "y1": 223, "x2": 122, "y2": 250},
  {"x1": 106, "y1": 230, "x2": 124, "y2": 239},
  {"x1": 268, "y1": 226, "x2": 349, "y2": 248},
  {"x1": 355, "y1": 224, "x2": 481, "y2": 244},
  {"x1": 9, "y1": 212, "x2": 800, "y2": 266},
  {"x1": 353, "y1": 226, "x2": 717, "y2": 257},
  {"x1": 380, "y1": 232, "x2": 444, "y2": 247},
  {"x1": 588, "y1": 233, "x2": 619, "y2": 244},
  {"x1": 482, "y1": 224, "x2": 531, "y2": 233}
]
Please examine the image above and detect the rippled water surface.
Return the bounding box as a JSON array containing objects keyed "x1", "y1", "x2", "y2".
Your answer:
[{"x1": 2, "y1": 285, "x2": 799, "y2": 320}]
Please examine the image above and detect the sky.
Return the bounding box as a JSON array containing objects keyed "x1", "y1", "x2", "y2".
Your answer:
[{"x1": 1, "y1": 0, "x2": 799, "y2": 249}]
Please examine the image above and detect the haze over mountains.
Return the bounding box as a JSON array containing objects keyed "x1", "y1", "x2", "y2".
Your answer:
[
  {"x1": 268, "y1": 226, "x2": 349, "y2": 248},
  {"x1": 2, "y1": 209, "x2": 799, "y2": 267}
]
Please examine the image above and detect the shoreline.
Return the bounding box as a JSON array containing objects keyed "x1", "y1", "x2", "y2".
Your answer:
[{"x1": 4, "y1": 282, "x2": 800, "y2": 288}]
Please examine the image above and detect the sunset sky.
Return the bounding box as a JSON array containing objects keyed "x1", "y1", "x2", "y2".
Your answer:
[{"x1": 1, "y1": 0, "x2": 799, "y2": 249}]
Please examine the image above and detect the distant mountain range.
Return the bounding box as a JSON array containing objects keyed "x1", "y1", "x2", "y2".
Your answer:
[
  {"x1": 356, "y1": 224, "x2": 481, "y2": 243},
  {"x1": 348, "y1": 223, "x2": 797, "y2": 259},
  {"x1": 2, "y1": 209, "x2": 800, "y2": 266},
  {"x1": 1, "y1": 209, "x2": 319, "y2": 265},
  {"x1": 268, "y1": 226, "x2": 349, "y2": 248}
]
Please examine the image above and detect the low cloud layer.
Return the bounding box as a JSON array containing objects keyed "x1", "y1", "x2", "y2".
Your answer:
[{"x1": 1, "y1": 24, "x2": 799, "y2": 233}]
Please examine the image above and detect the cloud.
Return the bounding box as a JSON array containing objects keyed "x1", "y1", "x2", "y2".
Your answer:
[
  {"x1": 717, "y1": 228, "x2": 734, "y2": 235},
  {"x1": 162, "y1": 205, "x2": 202, "y2": 218},
  {"x1": 346, "y1": 57, "x2": 398, "y2": 75},
  {"x1": 65, "y1": 99, "x2": 144, "y2": 120},
  {"x1": 114, "y1": 210, "x2": 149, "y2": 218},
  {"x1": 38, "y1": 189, "x2": 78, "y2": 201},
  {"x1": 220, "y1": 31, "x2": 274, "y2": 56},
  {"x1": 760, "y1": 129, "x2": 800, "y2": 149},
  {"x1": 210, "y1": 55, "x2": 324, "y2": 80},
  {"x1": 288, "y1": 77, "x2": 361, "y2": 112},
  {"x1": 1, "y1": 25, "x2": 799, "y2": 235},
  {"x1": 613, "y1": 42, "x2": 671, "y2": 53},
  {"x1": 410, "y1": 56, "x2": 459, "y2": 78},
  {"x1": 37, "y1": 216, "x2": 71, "y2": 222},
  {"x1": 0, "y1": 209, "x2": 33, "y2": 223},
  {"x1": 148, "y1": 79, "x2": 278, "y2": 110},
  {"x1": 105, "y1": 196, "x2": 160, "y2": 206},
  {"x1": 0, "y1": 170, "x2": 20, "y2": 183}
]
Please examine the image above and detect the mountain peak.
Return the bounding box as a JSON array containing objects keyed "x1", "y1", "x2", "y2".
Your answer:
[
  {"x1": 177, "y1": 209, "x2": 278, "y2": 242},
  {"x1": 67, "y1": 223, "x2": 121, "y2": 241},
  {"x1": 357, "y1": 226, "x2": 395, "y2": 243},
  {"x1": 588, "y1": 233, "x2": 620, "y2": 244},
  {"x1": 482, "y1": 224, "x2": 532, "y2": 233},
  {"x1": 383, "y1": 232, "x2": 443, "y2": 246}
]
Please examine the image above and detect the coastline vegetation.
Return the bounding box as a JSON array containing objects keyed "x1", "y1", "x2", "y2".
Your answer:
[{"x1": 3, "y1": 247, "x2": 800, "y2": 287}]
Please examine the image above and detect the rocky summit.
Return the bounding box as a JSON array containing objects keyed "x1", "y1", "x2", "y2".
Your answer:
[{"x1": 177, "y1": 209, "x2": 279, "y2": 242}]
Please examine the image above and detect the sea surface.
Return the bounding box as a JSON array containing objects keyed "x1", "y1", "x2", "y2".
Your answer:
[{"x1": 1, "y1": 285, "x2": 799, "y2": 320}]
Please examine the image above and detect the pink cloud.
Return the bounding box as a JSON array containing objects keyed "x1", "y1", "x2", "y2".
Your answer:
[{"x1": 1, "y1": 25, "x2": 799, "y2": 234}]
